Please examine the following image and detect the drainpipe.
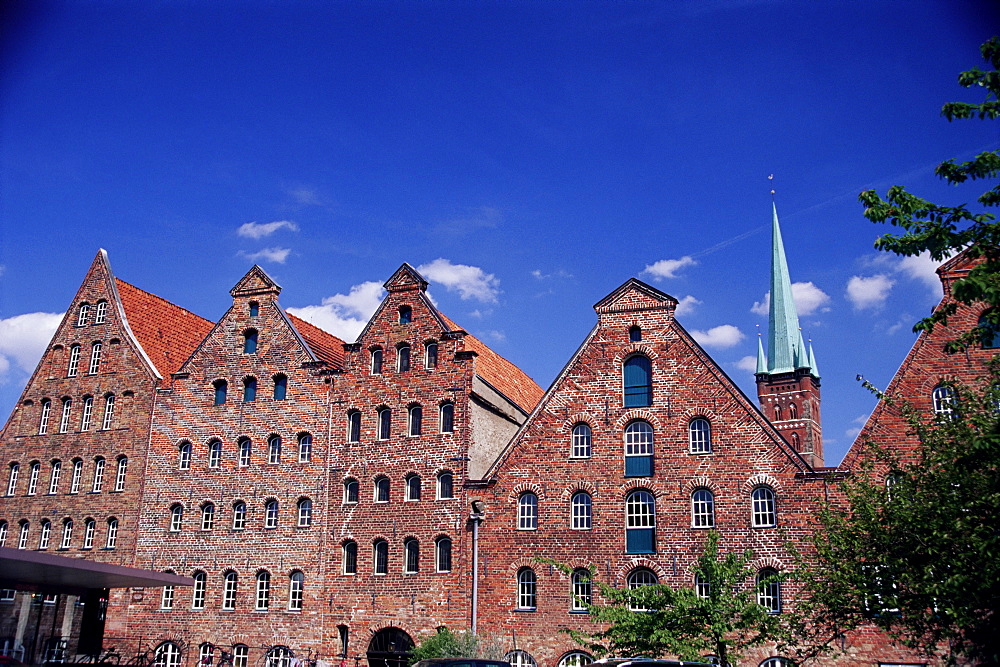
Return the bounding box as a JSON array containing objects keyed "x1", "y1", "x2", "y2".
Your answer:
[{"x1": 469, "y1": 501, "x2": 486, "y2": 635}]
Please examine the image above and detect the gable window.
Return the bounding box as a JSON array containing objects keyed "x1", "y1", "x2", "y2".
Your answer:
[
  {"x1": 373, "y1": 540, "x2": 389, "y2": 575},
  {"x1": 406, "y1": 474, "x2": 421, "y2": 501},
  {"x1": 94, "y1": 300, "x2": 108, "y2": 324},
  {"x1": 38, "y1": 520, "x2": 51, "y2": 549},
  {"x1": 238, "y1": 438, "x2": 251, "y2": 466},
  {"x1": 623, "y1": 355, "x2": 652, "y2": 407},
  {"x1": 436, "y1": 536, "x2": 452, "y2": 572},
  {"x1": 440, "y1": 402, "x2": 455, "y2": 433},
  {"x1": 404, "y1": 538, "x2": 419, "y2": 573},
  {"x1": 6, "y1": 463, "x2": 19, "y2": 496},
  {"x1": 629, "y1": 325, "x2": 641, "y2": 342},
  {"x1": 80, "y1": 396, "x2": 93, "y2": 431},
  {"x1": 249, "y1": 301, "x2": 260, "y2": 317},
  {"x1": 344, "y1": 479, "x2": 359, "y2": 504},
  {"x1": 399, "y1": 305, "x2": 412, "y2": 324},
  {"x1": 932, "y1": 385, "x2": 956, "y2": 418},
  {"x1": 517, "y1": 568, "x2": 537, "y2": 610},
  {"x1": 91, "y1": 457, "x2": 105, "y2": 492},
  {"x1": 624, "y1": 420, "x2": 654, "y2": 477},
  {"x1": 178, "y1": 442, "x2": 192, "y2": 469},
  {"x1": 70, "y1": 459, "x2": 83, "y2": 494},
  {"x1": 437, "y1": 471, "x2": 454, "y2": 499},
  {"x1": 625, "y1": 490, "x2": 656, "y2": 554},
  {"x1": 83, "y1": 518, "x2": 96, "y2": 549},
  {"x1": 571, "y1": 569, "x2": 592, "y2": 611},
  {"x1": 689, "y1": 418, "x2": 712, "y2": 454},
  {"x1": 288, "y1": 571, "x2": 304, "y2": 611},
  {"x1": 214, "y1": 380, "x2": 228, "y2": 405},
  {"x1": 425, "y1": 341, "x2": 438, "y2": 368},
  {"x1": 27, "y1": 462, "x2": 40, "y2": 495},
  {"x1": 105, "y1": 518, "x2": 118, "y2": 548},
  {"x1": 48, "y1": 461, "x2": 61, "y2": 494},
  {"x1": 691, "y1": 489, "x2": 715, "y2": 528},
  {"x1": 273, "y1": 374, "x2": 287, "y2": 401},
  {"x1": 39, "y1": 399, "x2": 51, "y2": 435},
  {"x1": 343, "y1": 541, "x2": 358, "y2": 574},
  {"x1": 297, "y1": 498, "x2": 313, "y2": 527},
  {"x1": 298, "y1": 433, "x2": 312, "y2": 462},
  {"x1": 243, "y1": 378, "x2": 257, "y2": 403},
  {"x1": 268, "y1": 435, "x2": 281, "y2": 464},
  {"x1": 374, "y1": 476, "x2": 390, "y2": 503},
  {"x1": 223, "y1": 571, "x2": 238, "y2": 610},
  {"x1": 371, "y1": 348, "x2": 383, "y2": 374},
  {"x1": 347, "y1": 411, "x2": 361, "y2": 442},
  {"x1": 169, "y1": 505, "x2": 183, "y2": 532},
  {"x1": 571, "y1": 423, "x2": 592, "y2": 458},
  {"x1": 67, "y1": 345, "x2": 81, "y2": 377},
  {"x1": 58, "y1": 399, "x2": 72, "y2": 434},
  {"x1": 201, "y1": 503, "x2": 215, "y2": 531},
  {"x1": 752, "y1": 486, "x2": 777, "y2": 527},
  {"x1": 378, "y1": 408, "x2": 391, "y2": 440},
  {"x1": 397, "y1": 344, "x2": 411, "y2": 372},
  {"x1": 88, "y1": 342, "x2": 102, "y2": 375},
  {"x1": 59, "y1": 519, "x2": 72, "y2": 549},
  {"x1": 255, "y1": 571, "x2": 271, "y2": 610},
  {"x1": 408, "y1": 405, "x2": 422, "y2": 436},
  {"x1": 264, "y1": 500, "x2": 279, "y2": 528},
  {"x1": 114, "y1": 455, "x2": 127, "y2": 491},
  {"x1": 77, "y1": 303, "x2": 91, "y2": 327},
  {"x1": 232, "y1": 501, "x2": 247, "y2": 530},
  {"x1": 243, "y1": 329, "x2": 258, "y2": 354},
  {"x1": 518, "y1": 492, "x2": 538, "y2": 530},
  {"x1": 757, "y1": 568, "x2": 781, "y2": 613},
  {"x1": 571, "y1": 491, "x2": 592, "y2": 530},
  {"x1": 208, "y1": 440, "x2": 222, "y2": 468},
  {"x1": 101, "y1": 395, "x2": 115, "y2": 430}
]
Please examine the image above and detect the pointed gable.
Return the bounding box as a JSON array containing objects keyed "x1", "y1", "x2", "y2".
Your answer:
[
  {"x1": 593, "y1": 277, "x2": 678, "y2": 314},
  {"x1": 230, "y1": 265, "x2": 282, "y2": 299},
  {"x1": 384, "y1": 263, "x2": 429, "y2": 293}
]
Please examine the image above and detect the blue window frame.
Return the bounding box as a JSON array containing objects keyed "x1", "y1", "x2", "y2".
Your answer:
[
  {"x1": 249, "y1": 302, "x2": 259, "y2": 317},
  {"x1": 623, "y1": 355, "x2": 652, "y2": 407},
  {"x1": 244, "y1": 330, "x2": 258, "y2": 354},
  {"x1": 624, "y1": 421, "x2": 654, "y2": 477},
  {"x1": 625, "y1": 490, "x2": 655, "y2": 554},
  {"x1": 273, "y1": 375, "x2": 287, "y2": 401}
]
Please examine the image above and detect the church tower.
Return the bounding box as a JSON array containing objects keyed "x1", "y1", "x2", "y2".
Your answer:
[{"x1": 755, "y1": 201, "x2": 824, "y2": 467}]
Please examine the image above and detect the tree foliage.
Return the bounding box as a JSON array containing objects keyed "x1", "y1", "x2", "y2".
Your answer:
[
  {"x1": 408, "y1": 629, "x2": 506, "y2": 665},
  {"x1": 859, "y1": 37, "x2": 1000, "y2": 351},
  {"x1": 798, "y1": 371, "x2": 1000, "y2": 664},
  {"x1": 547, "y1": 532, "x2": 795, "y2": 666}
]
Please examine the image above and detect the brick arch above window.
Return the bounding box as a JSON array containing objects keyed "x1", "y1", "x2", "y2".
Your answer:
[
  {"x1": 612, "y1": 557, "x2": 668, "y2": 583},
  {"x1": 741, "y1": 473, "x2": 783, "y2": 494},
  {"x1": 562, "y1": 413, "x2": 599, "y2": 431},
  {"x1": 683, "y1": 476, "x2": 721, "y2": 494},
  {"x1": 506, "y1": 556, "x2": 542, "y2": 573},
  {"x1": 748, "y1": 556, "x2": 786, "y2": 572},
  {"x1": 559, "y1": 481, "x2": 597, "y2": 501},
  {"x1": 507, "y1": 481, "x2": 545, "y2": 502},
  {"x1": 617, "y1": 478, "x2": 667, "y2": 498},
  {"x1": 613, "y1": 410, "x2": 661, "y2": 430},
  {"x1": 613, "y1": 343, "x2": 660, "y2": 364}
]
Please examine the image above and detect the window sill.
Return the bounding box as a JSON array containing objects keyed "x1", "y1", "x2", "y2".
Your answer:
[{"x1": 513, "y1": 608, "x2": 536, "y2": 613}]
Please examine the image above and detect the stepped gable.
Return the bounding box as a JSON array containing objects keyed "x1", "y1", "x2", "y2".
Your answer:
[
  {"x1": 287, "y1": 313, "x2": 346, "y2": 368},
  {"x1": 115, "y1": 278, "x2": 213, "y2": 388},
  {"x1": 438, "y1": 312, "x2": 544, "y2": 413}
]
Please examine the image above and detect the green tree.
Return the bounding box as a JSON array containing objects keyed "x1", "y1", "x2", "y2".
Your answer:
[
  {"x1": 548, "y1": 532, "x2": 796, "y2": 666},
  {"x1": 860, "y1": 37, "x2": 1000, "y2": 351},
  {"x1": 798, "y1": 372, "x2": 1000, "y2": 664},
  {"x1": 408, "y1": 629, "x2": 506, "y2": 665}
]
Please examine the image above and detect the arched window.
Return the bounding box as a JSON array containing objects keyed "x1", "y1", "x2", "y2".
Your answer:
[
  {"x1": 91, "y1": 457, "x2": 105, "y2": 492},
  {"x1": 297, "y1": 498, "x2": 313, "y2": 527},
  {"x1": 38, "y1": 399, "x2": 51, "y2": 435},
  {"x1": 223, "y1": 571, "x2": 238, "y2": 610},
  {"x1": 213, "y1": 380, "x2": 228, "y2": 405},
  {"x1": 94, "y1": 300, "x2": 108, "y2": 324},
  {"x1": 403, "y1": 538, "x2": 419, "y2": 573},
  {"x1": 232, "y1": 501, "x2": 247, "y2": 530},
  {"x1": 287, "y1": 571, "x2": 304, "y2": 611},
  {"x1": 249, "y1": 301, "x2": 259, "y2": 317},
  {"x1": 506, "y1": 652, "x2": 536, "y2": 667},
  {"x1": 378, "y1": 408, "x2": 391, "y2": 440},
  {"x1": 788, "y1": 403, "x2": 798, "y2": 419},
  {"x1": 689, "y1": 418, "x2": 711, "y2": 454},
  {"x1": 752, "y1": 486, "x2": 777, "y2": 527},
  {"x1": 6, "y1": 463, "x2": 19, "y2": 496},
  {"x1": 83, "y1": 517, "x2": 96, "y2": 549},
  {"x1": 177, "y1": 442, "x2": 192, "y2": 470},
  {"x1": 101, "y1": 394, "x2": 115, "y2": 430},
  {"x1": 932, "y1": 385, "x2": 956, "y2": 418},
  {"x1": 38, "y1": 519, "x2": 51, "y2": 549},
  {"x1": 692, "y1": 489, "x2": 715, "y2": 528},
  {"x1": 238, "y1": 437, "x2": 252, "y2": 466},
  {"x1": 243, "y1": 329, "x2": 258, "y2": 354},
  {"x1": 399, "y1": 305, "x2": 412, "y2": 323},
  {"x1": 625, "y1": 490, "x2": 655, "y2": 554},
  {"x1": 347, "y1": 411, "x2": 361, "y2": 442},
  {"x1": 623, "y1": 354, "x2": 652, "y2": 407},
  {"x1": 626, "y1": 568, "x2": 659, "y2": 611},
  {"x1": 516, "y1": 568, "x2": 537, "y2": 610},
  {"x1": 243, "y1": 377, "x2": 257, "y2": 403},
  {"x1": 169, "y1": 504, "x2": 183, "y2": 532},
  {"x1": 791, "y1": 433, "x2": 800, "y2": 450},
  {"x1": 979, "y1": 312, "x2": 1000, "y2": 348},
  {"x1": 774, "y1": 406, "x2": 782, "y2": 421},
  {"x1": 373, "y1": 540, "x2": 389, "y2": 575},
  {"x1": 571, "y1": 491, "x2": 592, "y2": 530},
  {"x1": 255, "y1": 571, "x2": 271, "y2": 609},
  {"x1": 435, "y1": 536, "x2": 452, "y2": 572},
  {"x1": 759, "y1": 659, "x2": 792, "y2": 667},
  {"x1": 571, "y1": 423, "x2": 592, "y2": 458},
  {"x1": 298, "y1": 433, "x2": 312, "y2": 462},
  {"x1": 201, "y1": 503, "x2": 215, "y2": 531},
  {"x1": 343, "y1": 479, "x2": 359, "y2": 504},
  {"x1": 424, "y1": 341, "x2": 438, "y2": 368},
  {"x1": 154, "y1": 642, "x2": 181, "y2": 667},
  {"x1": 114, "y1": 455, "x2": 127, "y2": 491},
  {"x1": 77, "y1": 303, "x2": 91, "y2": 327},
  {"x1": 27, "y1": 461, "x2": 40, "y2": 495},
  {"x1": 695, "y1": 572, "x2": 711, "y2": 598},
  {"x1": 397, "y1": 343, "x2": 411, "y2": 372},
  {"x1": 570, "y1": 569, "x2": 592, "y2": 612},
  {"x1": 161, "y1": 574, "x2": 175, "y2": 609},
  {"x1": 0, "y1": 520, "x2": 8, "y2": 548},
  {"x1": 265, "y1": 647, "x2": 291, "y2": 667},
  {"x1": 437, "y1": 471, "x2": 453, "y2": 499},
  {"x1": 408, "y1": 405, "x2": 422, "y2": 436},
  {"x1": 559, "y1": 653, "x2": 592, "y2": 667},
  {"x1": 264, "y1": 500, "x2": 279, "y2": 528},
  {"x1": 191, "y1": 571, "x2": 206, "y2": 609},
  {"x1": 757, "y1": 568, "x2": 781, "y2": 613},
  {"x1": 70, "y1": 459, "x2": 83, "y2": 494},
  {"x1": 233, "y1": 647, "x2": 249, "y2": 667},
  {"x1": 58, "y1": 398, "x2": 72, "y2": 434},
  {"x1": 18, "y1": 520, "x2": 31, "y2": 549},
  {"x1": 624, "y1": 420, "x2": 654, "y2": 477},
  {"x1": 374, "y1": 476, "x2": 390, "y2": 503},
  {"x1": 88, "y1": 342, "x2": 102, "y2": 375},
  {"x1": 208, "y1": 440, "x2": 222, "y2": 468},
  {"x1": 273, "y1": 374, "x2": 287, "y2": 401},
  {"x1": 48, "y1": 461, "x2": 61, "y2": 494},
  {"x1": 518, "y1": 492, "x2": 538, "y2": 530},
  {"x1": 105, "y1": 518, "x2": 118, "y2": 548},
  {"x1": 67, "y1": 345, "x2": 81, "y2": 377},
  {"x1": 342, "y1": 540, "x2": 358, "y2": 574},
  {"x1": 371, "y1": 348, "x2": 383, "y2": 374},
  {"x1": 439, "y1": 403, "x2": 455, "y2": 433},
  {"x1": 629, "y1": 325, "x2": 641, "y2": 342},
  {"x1": 405, "y1": 474, "x2": 421, "y2": 501},
  {"x1": 268, "y1": 434, "x2": 281, "y2": 464},
  {"x1": 80, "y1": 396, "x2": 93, "y2": 431}
]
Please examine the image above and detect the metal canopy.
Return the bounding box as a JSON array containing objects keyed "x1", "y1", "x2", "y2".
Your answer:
[{"x1": 0, "y1": 547, "x2": 193, "y2": 595}]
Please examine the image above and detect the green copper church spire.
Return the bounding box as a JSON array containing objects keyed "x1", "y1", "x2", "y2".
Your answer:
[{"x1": 765, "y1": 200, "x2": 810, "y2": 375}]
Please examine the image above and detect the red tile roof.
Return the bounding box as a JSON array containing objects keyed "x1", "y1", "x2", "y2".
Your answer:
[
  {"x1": 288, "y1": 314, "x2": 346, "y2": 369},
  {"x1": 115, "y1": 279, "x2": 214, "y2": 386}
]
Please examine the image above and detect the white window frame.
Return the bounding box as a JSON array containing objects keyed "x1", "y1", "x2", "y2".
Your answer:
[
  {"x1": 437, "y1": 471, "x2": 453, "y2": 499},
  {"x1": 88, "y1": 342, "x2": 102, "y2": 375},
  {"x1": 691, "y1": 489, "x2": 715, "y2": 528},
  {"x1": 161, "y1": 583, "x2": 175, "y2": 609},
  {"x1": 6, "y1": 464, "x2": 18, "y2": 496},
  {"x1": 94, "y1": 301, "x2": 108, "y2": 324},
  {"x1": 80, "y1": 397, "x2": 93, "y2": 431},
  {"x1": 58, "y1": 399, "x2": 72, "y2": 434},
  {"x1": 59, "y1": 520, "x2": 72, "y2": 549},
  {"x1": 264, "y1": 500, "x2": 279, "y2": 529},
  {"x1": 91, "y1": 458, "x2": 105, "y2": 492},
  {"x1": 101, "y1": 395, "x2": 115, "y2": 430},
  {"x1": 38, "y1": 400, "x2": 51, "y2": 435},
  {"x1": 48, "y1": 461, "x2": 61, "y2": 495},
  {"x1": 255, "y1": 572, "x2": 271, "y2": 610},
  {"x1": 239, "y1": 439, "x2": 252, "y2": 467},
  {"x1": 517, "y1": 568, "x2": 537, "y2": 610},
  {"x1": 518, "y1": 493, "x2": 538, "y2": 530},
  {"x1": 83, "y1": 519, "x2": 96, "y2": 549},
  {"x1": 571, "y1": 569, "x2": 591, "y2": 611},
  {"x1": 114, "y1": 457, "x2": 127, "y2": 492},
  {"x1": 408, "y1": 405, "x2": 422, "y2": 436},
  {"x1": 38, "y1": 520, "x2": 51, "y2": 549},
  {"x1": 435, "y1": 536, "x2": 452, "y2": 572},
  {"x1": 223, "y1": 572, "x2": 238, "y2": 610},
  {"x1": 192, "y1": 572, "x2": 206, "y2": 609},
  {"x1": 571, "y1": 491, "x2": 592, "y2": 530},
  {"x1": 67, "y1": 345, "x2": 81, "y2": 377},
  {"x1": 374, "y1": 477, "x2": 390, "y2": 503},
  {"x1": 297, "y1": 498, "x2": 312, "y2": 527},
  {"x1": 169, "y1": 505, "x2": 183, "y2": 532},
  {"x1": 27, "y1": 462, "x2": 40, "y2": 496},
  {"x1": 405, "y1": 475, "x2": 421, "y2": 501},
  {"x1": 298, "y1": 433, "x2": 312, "y2": 463},
  {"x1": 179, "y1": 443, "x2": 192, "y2": 470},
  {"x1": 571, "y1": 423, "x2": 592, "y2": 458},
  {"x1": 752, "y1": 486, "x2": 777, "y2": 527},
  {"x1": 208, "y1": 441, "x2": 222, "y2": 468},
  {"x1": 70, "y1": 460, "x2": 83, "y2": 494},
  {"x1": 19, "y1": 522, "x2": 31, "y2": 549},
  {"x1": 267, "y1": 435, "x2": 281, "y2": 464},
  {"x1": 288, "y1": 572, "x2": 304, "y2": 611},
  {"x1": 105, "y1": 518, "x2": 118, "y2": 548},
  {"x1": 76, "y1": 303, "x2": 90, "y2": 326},
  {"x1": 232, "y1": 502, "x2": 247, "y2": 530},
  {"x1": 689, "y1": 418, "x2": 712, "y2": 454},
  {"x1": 201, "y1": 503, "x2": 215, "y2": 531}
]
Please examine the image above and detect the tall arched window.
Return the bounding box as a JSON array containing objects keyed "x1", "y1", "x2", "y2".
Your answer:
[
  {"x1": 518, "y1": 492, "x2": 538, "y2": 530},
  {"x1": 571, "y1": 569, "x2": 592, "y2": 611},
  {"x1": 347, "y1": 411, "x2": 361, "y2": 442},
  {"x1": 439, "y1": 403, "x2": 455, "y2": 433},
  {"x1": 232, "y1": 501, "x2": 247, "y2": 530},
  {"x1": 689, "y1": 418, "x2": 711, "y2": 454},
  {"x1": 296, "y1": 498, "x2": 313, "y2": 527},
  {"x1": 626, "y1": 568, "x2": 659, "y2": 611},
  {"x1": 435, "y1": 536, "x2": 452, "y2": 572},
  {"x1": 91, "y1": 457, "x2": 105, "y2": 492},
  {"x1": 373, "y1": 540, "x2": 388, "y2": 575},
  {"x1": 67, "y1": 345, "x2": 81, "y2": 377},
  {"x1": 77, "y1": 303, "x2": 91, "y2": 327},
  {"x1": 268, "y1": 434, "x2": 282, "y2": 464},
  {"x1": 0, "y1": 520, "x2": 9, "y2": 547},
  {"x1": 192, "y1": 571, "x2": 206, "y2": 609},
  {"x1": 264, "y1": 500, "x2": 279, "y2": 528},
  {"x1": 408, "y1": 405, "x2": 422, "y2": 436},
  {"x1": 377, "y1": 408, "x2": 391, "y2": 440},
  {"x1": 571, "y1": 491, "x2": 592, "y2": 530},
  {"x1": 751, "y1": 486, "x2": 777, "y2": 527},
  {"x1": 397, "y1": 343, "x2": 411, "y2": 372},
  {"x1": 517, "y1": 568, "x2": 537, "y2": 610},
  {"x1": 26, "y1": 461, "x2": 40, "y2": 495},
  {"x1": 154, "y1": 642, "x2": 181, "y2": 667},
  {"x1": 223, "y1": 571, "x2": 238, "y2": 610},
  {"x1": 80, "y1": 396, "x2": 93, "y2": 431},
  {"x1": 243, "y1": 377, "x2": 257, "y2": 403},
  {"x1": 94, "y1": 300, "x2": 108, "y2": 324},
  {"x1": 342, "y1": 540, "x2": 358, "y2": 574},
  {"x1": 19, "y1": 521, "x2": 32, "y2": 549},
  {"x1": 403, "y1": 538, "x2": 419, "y2": 573},
  {"x1": 201, "y1": 503, "x2": 215, "y2": 531},
  {"x1": 238, "y1": 438, "x2": 252, "y2": 466},
  {"x1": 88, "y1": 342, "x2": 102, "y2": 375},
  {"x1": 623, "y1": 355, "x2": 652, "y2": 407},
  {"x1": 287, "y1": 571, "x2": 304, "y2": 611},
  {"x1": 6, "y1": 463, "x2": 19, "y2": 496},
  {"x1": 571, "y1": 423, "x2": 592, "y2": 458},
  {"x1": 101, "y1": 394, "x2": 115, "y2": 430},
  {"x1": 624, "y1": 420, "x2": 654, "y2": 477},
  {"x1": 208, "y1": 440, "x2": 222, "y2": 468},
  {"x1": 437, "y1": 471, "x2": 453, "y2": 499},
  {"x1": 625, "y1": 490, "x2": 655, "y2": 554},
  {"x1": 297, "y1": 432, "x2": 312, "y2": 462},
  {"x1": 374, "y1": 477, "x2": 390, "y2": 503},
  {"x1": 213, "y1": 380, "x2": 228, "y2": 405},
  {"x1": 932, "y1": 385, "x2": 956, "y2": 418},
  {"x1": 38, "y1": 519, "x2": 51, "y2": 549},
  {"x1": 48, "y1": 461, "x2": 61, "y2": 495},
  {"x1": 83, "y1": 517, "x2": 96, "y2": 549},
  {"x1": 169, "y1": 504, "x2": 183, "y2": 532},
  {"x1": 424, "y1": 341, "x2": 438, "y2": 368},
  {"x1": 691, "y1": 489, "x2": 715, "y2": 528},
  {"x1": 105, "y1": 518, "x2": 118, "y2": 548},
  {"x1": 406, "y1": 474, "x2": 421, "y2": 501},
  {"x1": 38, "y1": 399, "x2": 51, "y2": 435},
  {"x1": 243, "y1": 329, "x2": 258, "y2": 354},
  {"x1": 114, "y1": 455, "x2": 127, "y2": 491},
  {"x1": 788, "y1": 403, "x2": 798, "y2": 419},
  {"x1": 371, "y1": 348, "x2": 383, "y2": 374},
  {"x1": 70, "y1": 459, "x2": 83, "y2": 494},
  {"x1": 273, "y1": 374, "x2": 287, "y2": 401},
  {"x1": 757, "y1": 568, "x2": 781, "y2": 613},
  {"x1": 506, "y1": 652, "x2": 536, "y2": 667},
  {"x1": 255, "y1": 571, "x2": 271, "y2": 609},
  {"x1": 58, "y1": 399, "x2": 72, "y2": 434},
  {"x1": 343, "y1": 479, "x2": 359, "y2": 504}
]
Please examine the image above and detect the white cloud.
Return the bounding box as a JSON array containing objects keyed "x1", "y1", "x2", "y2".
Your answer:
[
  {"x1": 734, "y1": 355, "x2": 758, "y2": 372},
  {"x1": 844, "y1": 414, "x2": 870, "y2": 440},
  {"x1": 674, "y1": 295, "x2": 702, "y2": 317},
  {"x1": 642, "y1": 256, "x2": 697, "y2": 280},
  {"x1": 0, "y1": 312, "x2": 64, "y2": 383},
  {"x1": 751, "y1": 282, "x2": 831, "y2": 317},
  {"x1": 417, "y1": 259, "x2": 500, "y2": 303},
  {"x1": 531, "y1": 268, "x2": 573, "y2": 280},
  {"x1": 896, "y1": 251, "x2": 944, "y2": 294},
  {"x1": 690, "y1": 324, "x2": 744, "y2": 349},
  {"x1": 240, "y1": 247, "x2": 291, "y2": 264},
  {"x1": 237, "y1": 220, "x2": 299, "y2": 239},
  {"x1": 286, "y1": 281, "x2": 385, "y2": 342},
  {"x1": 846, "y1": 274, "x2": 895, "y2": 310},
  {"x1": 287, "y1": 188, "x2": 322, "y2": 207},
  {"x1": 480, "y1": 329, "x2": 507, "y2": 343}
]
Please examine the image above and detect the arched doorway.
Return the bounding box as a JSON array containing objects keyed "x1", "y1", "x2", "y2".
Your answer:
[{"x1": 366, "y1": 627, "x2": 413, "y2": 667}]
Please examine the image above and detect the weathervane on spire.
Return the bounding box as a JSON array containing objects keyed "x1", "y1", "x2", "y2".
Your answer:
[{"x1": 769, "y1": 173, "x2": 775, "y2": 197}]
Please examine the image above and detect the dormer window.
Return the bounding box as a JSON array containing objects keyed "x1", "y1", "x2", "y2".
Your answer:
[
  {"x1": 77, "y1": 304, "x2": 91, "y2": 327},
  {"x1": 249, "y1": 301, "x2": 260, "y2": 317},
  {"x1": 243, "y1": 329, "x2": 258, "y2": 354},
  {"x1": 629, "y1": 326, "x2": 641, "y2": 342},
  {"x1": 399, "y1": 306, "x2": 412, "y2": 324}
]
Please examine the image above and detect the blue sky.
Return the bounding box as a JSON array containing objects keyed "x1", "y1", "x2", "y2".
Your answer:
[{"x1": 1, "y1": 0, "x2": 997, "y2": 466}]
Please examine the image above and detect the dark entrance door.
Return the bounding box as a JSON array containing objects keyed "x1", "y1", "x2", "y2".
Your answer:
[{"x1": 366, "y1": 628, "x2": 413, "y2": 667}]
